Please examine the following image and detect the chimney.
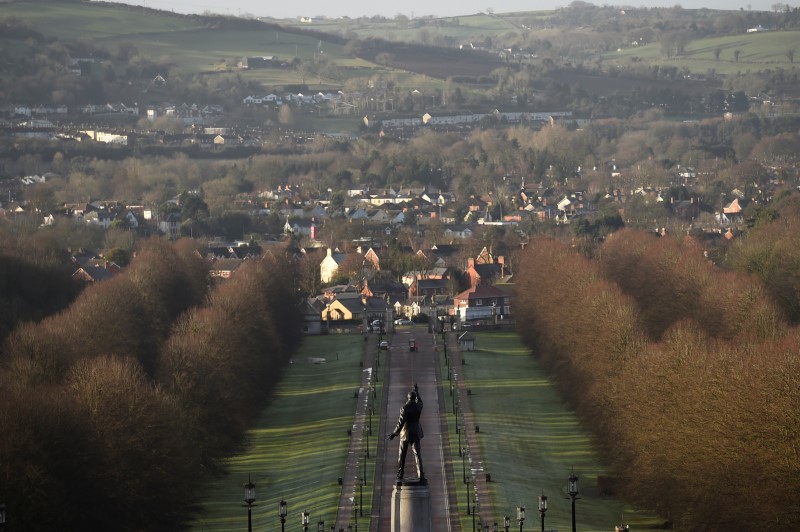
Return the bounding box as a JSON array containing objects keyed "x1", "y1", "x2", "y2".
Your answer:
[{"x1": 104, "y1": 260, "x2": 110, "y2": 270}]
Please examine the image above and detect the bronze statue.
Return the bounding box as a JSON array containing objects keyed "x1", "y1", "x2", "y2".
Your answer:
[{"x1": 389, "y1": 384, "x2": 425, "y2": 482}]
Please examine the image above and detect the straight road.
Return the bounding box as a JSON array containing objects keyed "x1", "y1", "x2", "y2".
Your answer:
[{"x1": 371, "y1": 326, "x2": 461, "y2": 532}]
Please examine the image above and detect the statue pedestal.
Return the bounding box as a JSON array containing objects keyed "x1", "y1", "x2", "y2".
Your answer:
[{"x1": 391, "y1": 480, "x2": 431, "y2": 532}]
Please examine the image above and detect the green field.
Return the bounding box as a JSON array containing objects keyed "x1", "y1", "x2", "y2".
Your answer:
[
  {"x1": 606, "y1": 30, "x2": 800, "y2": 75},
  {"x1": 0, "y1": 2, "x2": 376, "y2": 75},
  {"x1": 190, "y1": 329, "x2": 666, "y2": 531},
  {"x1": 448, "y1": 331, "x2": 666, "y2": 532},
  {"x1": 191, "y1": 334, "x2": 372, "y2": 531}
]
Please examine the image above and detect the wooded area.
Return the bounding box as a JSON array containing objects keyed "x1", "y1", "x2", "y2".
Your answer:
[
  {"x1": 0, "y1": 238, "x2": 303, "y2": 530},
  {"x1": 513, "y1": 196, "x2": 800, "y2": 530}
]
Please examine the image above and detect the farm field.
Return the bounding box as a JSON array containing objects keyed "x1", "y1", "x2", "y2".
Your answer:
[{"x1": 605, "y1": 30, "x2": 800, "y2": 75}]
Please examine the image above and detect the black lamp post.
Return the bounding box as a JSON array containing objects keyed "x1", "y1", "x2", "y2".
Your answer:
[
  {"x1": 504, "y1": 516, "x2": 511, "y2": 532},
  {"x1": 538, "y1": 493, "x2": 548, "y2": 532},
  {"x1": 0, "y1": 503, "x2": 6, "y2": 529},
  {"x1": 363, "y1": 448, "x2": 368, "y2": 483},
  {"x1": 493, "y1": 523, "x2": 498, "y2": 532},
  {"x1": 365, "y1": 427, "x2": 370, "y2": 458},
  {"x1": 457, "y1": 422, "x2": 462, "y2": 456},
  {"x1": 359, "y1": 476, "x2": 364, "y2": 517},
  {"x1": 466, "y1": 477, "x2": 471, "y2": 515},
  {"x1": 302, "y1": 510, "x2": 310, "y2": 532},
  {"x1": 568, "y1": 473, "x2": 580, "y2": 532},
  {"x1": 243, "y1": 475, "x2": 256, "y2": 532},
  {"x1": 517, "y1": 505, "x2": 525, "y2": 532},
  {"x1": 279, "y1": 499, "x2": 288, "y2": 532},
  {"x1": 462, "y1": 446, "x2": 468, "y2": 483},
  {"x1": 317, "y1": 521, "x2": 325, "y2": 532},
  {"x1": 471, "y1": 501, "x2": 476, "y2": 532}
]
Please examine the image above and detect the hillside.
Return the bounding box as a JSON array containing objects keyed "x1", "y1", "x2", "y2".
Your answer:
[{"x1": 2, "y1": 0, "x2": 800, "y2": 124}]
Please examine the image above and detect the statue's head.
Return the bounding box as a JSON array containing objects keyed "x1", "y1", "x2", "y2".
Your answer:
[{"x1": 407, "y1": 391, "x2": 417, "y2": 402}]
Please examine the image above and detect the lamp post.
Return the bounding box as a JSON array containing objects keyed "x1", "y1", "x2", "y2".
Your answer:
[
  {"x1": 317, "y1": 521, "x2": 325, "y2": 532},
  {"x1": 365, "y1": 427, "x2": 370, "y2": 458},
  {"x1": 466, "y1": 477, "x2": 471, "y2": 515},
  {"x1": 538, "y1": 493, "x2": 548, "y2": 532},
  {"x1": 0, "y1": 503, "x2": 6, "y2": 529},
  {"x1": 302, "y1": 510, "x2": 310, "y2": 532},
  {"x1": 359, "y1": 476, "x2": 364, "y2": 517},
  {"x1": 363, "y1": 448, "x2": 368, "y2": 484},
  {"x1": 516, "y1": 505, "x2": 525, "y2": 532},
  {"x1": 568, "y1": 473, "x2": 580, "y2": 532},
  {"x1": 472, "y1": 501, "x2": 476, "y2": 532},
  {"x1": 243, "y1": 475, "x2": 256, "y2": 532},
  {"x1": 457, "y1": 422, "x2": 462, "y2": 457},
  {"x1": 279, "y1": 499, "x2": 288, "y2": 532},
  {"x1": 504, "y1": 516, "x2": 510, "y2": 532},
  {"x1": 462, "y1": 446, "x2": 468, "y2": 484},
  {"x1": 493, "y1": 523, "x2": 498, "y2": 532}
]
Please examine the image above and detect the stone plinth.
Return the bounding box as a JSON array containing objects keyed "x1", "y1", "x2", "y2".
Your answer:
[{"x1": 391, "y1": 480, "x2": 431, "y2": 532}]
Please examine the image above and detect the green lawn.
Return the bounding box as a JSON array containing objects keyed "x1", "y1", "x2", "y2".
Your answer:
[
  {"x1": 191, "y1": 334, "x2": 374, "y2": 531},
  {"x1": 446, "y1": 331, "x2": 667, "y2": 532},
  {"x1": 191, "y1": 329, "x2": 665, "y2": 531}
]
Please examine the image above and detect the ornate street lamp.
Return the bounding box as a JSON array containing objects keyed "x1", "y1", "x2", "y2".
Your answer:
[
  {"x1": 538, "y1": 492, "x2": 548, "y2": 532},
  {"x1": 568, "y1": 472, "x2": 580, "y2": 532},
  {"x1": 302, "y1": 510, "x2": 310, "y2": 532},
  {"x1": 243, "y1": 475, "x2": 256, "y2": 532},
  {"x1": 493, "y1": 523, "x2": 498, "y2": 532},
  {"x1": 317, "y1": 520, "x2": 325, "y2": 532},
  {"x1": 516, "y1": 505, "x2": 525, "y2": 532},
  {"x1": 504, "y1": 515, "x2": 511, "y2": 532},
  {"x1": 0, "y1": 503, "x2": 6, "y2": 529},
  {"x1": 279, "y1": 499, "x2": 288, "y2": 532}
]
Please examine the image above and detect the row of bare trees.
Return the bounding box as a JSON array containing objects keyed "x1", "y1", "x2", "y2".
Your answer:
[
  {"x1": 514, "y1": 227, "x2": 800, "y2": 530},
  {"x1": 0, "y1": 238, "x2": 303, "y2": 530}
]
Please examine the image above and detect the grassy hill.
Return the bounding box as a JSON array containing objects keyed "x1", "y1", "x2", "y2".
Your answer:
[
  {"x1": 3, "y1": 0, "x2": 800, "y2": 116},
  {"x1": 606, "y1": 30, "x2": 800, "y2": 76}
]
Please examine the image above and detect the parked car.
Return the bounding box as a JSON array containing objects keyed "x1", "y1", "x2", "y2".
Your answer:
[
  {"x1": 379, "y1": 341, "x2": 389, "y2": 350},
  {"x1": 394, "y1": 318, "x2": 414, "y2": 326}
]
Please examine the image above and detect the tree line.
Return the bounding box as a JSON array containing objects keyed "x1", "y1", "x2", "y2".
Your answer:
[
  {"x1": 0, "y1": 238, "x2": 304, "y2": 530},
  {"x1": 513, "y1": 200, "x2": 800, "y2": 530}
]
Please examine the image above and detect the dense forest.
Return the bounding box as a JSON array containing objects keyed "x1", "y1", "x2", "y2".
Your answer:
[
  {"x1": 513, "y1": 195, "x2": 800, "y2": 530},
  {"x1": 0, "y1": 237, "x2": 304, "y2": 530}
]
